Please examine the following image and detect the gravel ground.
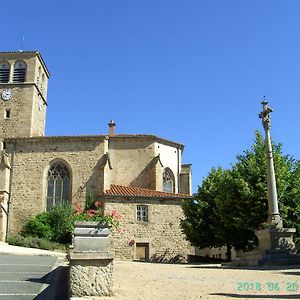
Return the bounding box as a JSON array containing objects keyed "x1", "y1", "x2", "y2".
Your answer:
[{"x1": 94, "y1": 261, "x2": 300, "y2": 300}]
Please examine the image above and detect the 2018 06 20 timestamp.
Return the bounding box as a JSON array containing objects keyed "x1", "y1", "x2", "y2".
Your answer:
[{"x1": 236, "y1": 281, "x2": 299, "y2": 292}]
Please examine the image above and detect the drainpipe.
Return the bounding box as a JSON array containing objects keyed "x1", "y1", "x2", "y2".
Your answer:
[{"x1": 6, "y1": 139, "x2": 16, "y2": 238}]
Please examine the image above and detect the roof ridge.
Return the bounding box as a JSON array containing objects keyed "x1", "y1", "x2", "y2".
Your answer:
[{"x1": 104, "y1": 184, "x2": 191, "y2": 198}]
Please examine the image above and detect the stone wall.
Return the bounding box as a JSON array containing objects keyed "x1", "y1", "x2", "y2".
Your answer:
[
  {"x1": 108, "y1": 138, "x2": 156, "y2": 189},
  {"x1": 104, "y1": 197, "x2": 191, "y2": 262},
  {"x1": 6, "y1": 136, "x2": 106, "y2": 233},
  {"x1": 4, "y1": 135, "x2": 191, "y2": 239},
  {"x1": 1, "y1": 85, "x2": 35, "y2": 137}
]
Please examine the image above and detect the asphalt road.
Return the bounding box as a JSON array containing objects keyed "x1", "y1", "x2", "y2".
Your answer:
[{"x1": 0, "y1": 254, "x2": 69, "y2": 300}]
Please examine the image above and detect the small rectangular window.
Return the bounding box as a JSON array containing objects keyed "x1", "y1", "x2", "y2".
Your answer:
[
  {"x1": 2, "y1": 141, "x2": 6, "y2": 150},
  {"x1": 137, "y1": 205, "x2": 148, "y2": 222},
  {"x1": 5, "y1": 109, "x2": 11, "y2": 119}
]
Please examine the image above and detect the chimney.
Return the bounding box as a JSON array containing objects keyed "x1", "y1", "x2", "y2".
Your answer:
[{"x1": 108, "y1": 120, "x2": 116, "y2": 136}]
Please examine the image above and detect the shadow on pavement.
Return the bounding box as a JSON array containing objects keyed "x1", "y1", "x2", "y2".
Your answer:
[
  {"x1": 211, "y1": 293, "x2": 300, "y2": 299},
  {"x1": 187, "y1": 264, "x2": 300, "y2": 271},
  {"x1": 27, "y1": 266, "x2": 69, "y2": 300}
]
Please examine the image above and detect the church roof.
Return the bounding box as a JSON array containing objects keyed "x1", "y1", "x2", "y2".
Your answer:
[
  {"x1": 103, "y1": 184, "x2": 191, "y2": 199},
  {"x1": 5, "y1": 134, "x2": 184, "y2": 149}
]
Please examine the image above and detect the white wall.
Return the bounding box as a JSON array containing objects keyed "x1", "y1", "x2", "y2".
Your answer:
[{"x1": 155, "y1": 142, "x2": 180, "y2": 193}]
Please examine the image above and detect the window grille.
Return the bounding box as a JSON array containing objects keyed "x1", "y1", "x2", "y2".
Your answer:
[
  {"x1": 46, "y1": 162, "x2": 70, "y2": 211},
  {"x1": 13, "y1": 61, "x2": 26, "y2": 83},
  {"x1": 137, "y1": 205, "x2": 148, "y2": 222},
  {"x1": 163, "y1": 168, "x2": 174, "y2": 193},
  {"x1": 0, "y1": 62, "x2": 10, "y2": 83}
]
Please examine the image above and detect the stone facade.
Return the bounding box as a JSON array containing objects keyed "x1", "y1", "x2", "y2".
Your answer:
[
  {"x1": 0, "y1": 51, "x2": 192, "y2": 261},
  {"x1": 105, "y1": 197, "x2": 191, "y2": 262},
  {"x1": 0, "y1": 52, "x2": 49, "y2": 138}
]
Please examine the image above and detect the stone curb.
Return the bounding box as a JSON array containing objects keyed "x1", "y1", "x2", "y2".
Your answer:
[{"x1": 0, "y1": 242, "x2": 67, "y2": 257}]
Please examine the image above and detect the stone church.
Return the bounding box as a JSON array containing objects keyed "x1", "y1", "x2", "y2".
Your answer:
[{"x1": 0, "y1": 51, "x2": 192, "y2": 261}]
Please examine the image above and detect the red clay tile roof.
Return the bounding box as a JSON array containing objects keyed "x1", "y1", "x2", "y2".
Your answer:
[{"x1": 103, "y1": 184, "x2": 191, "y2": 198}]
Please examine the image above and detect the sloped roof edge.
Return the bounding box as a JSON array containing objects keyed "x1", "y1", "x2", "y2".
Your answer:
[
  {"x1": 4, "y1": 134, "x2": 184, "y2": 148},
  {"x1": 102, "y1": 184, "x2": 191, "y2": 199}
]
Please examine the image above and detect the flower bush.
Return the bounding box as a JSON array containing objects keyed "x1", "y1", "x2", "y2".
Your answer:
[
  {"x1": 14, "y1": 195, "x2": 122, "y2": 251},
  {"x1": 72, "y1": 200, "x2": 121, "y2": 228}
]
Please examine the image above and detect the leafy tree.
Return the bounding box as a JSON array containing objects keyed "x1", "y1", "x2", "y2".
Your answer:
[
  {"x1": 181, "y1": 131, "x2": 300, "y2": 259},
  {"x1": 181, "y1": 167, "x2": 225, "y2": 249}
]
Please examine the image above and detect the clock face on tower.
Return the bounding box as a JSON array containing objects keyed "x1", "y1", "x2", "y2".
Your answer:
[{"x1": 1, "y1": 89, "x2": 12, "y2": 101}]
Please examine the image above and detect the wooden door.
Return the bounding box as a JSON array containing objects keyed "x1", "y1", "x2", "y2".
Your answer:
[{"x1": 136, "y1": 243, "x2": 149, "y2": 261}]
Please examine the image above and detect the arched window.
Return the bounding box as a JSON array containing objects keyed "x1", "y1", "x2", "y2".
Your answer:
[
  {"x1": 163, "y1": 168, "x2": 175, "y2": 193},
  {"x1": 13, "y1": 61, "x2": 26, "y2": 82},
  {"x1": 0, "y1": 62, "x2": 10, "y2": 83},
  {"x1": 46, "y1": 161, "x2": 71, "y2": 211}
]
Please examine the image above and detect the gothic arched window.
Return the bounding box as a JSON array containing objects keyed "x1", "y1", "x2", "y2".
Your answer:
[
  {"x1": 163, "y1": 168, "x2": 175, "y2": 193},
  {"x1": 13, "y1": 61, "x2": 26, "y2": 82},
  {"x1": 46, "y1": 162, "x2": 71, "y2": 211},
  {"x1": 0, "y1": 62, "x2": 10, "y2": 83}
]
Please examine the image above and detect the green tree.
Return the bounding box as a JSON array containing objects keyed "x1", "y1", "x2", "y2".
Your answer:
[
  {"x1": 181, "y1": 131, "x2": 300, "y2": 259},
  {"x1": 181, "y1": 167, "x2": 225, "y2": 250}
]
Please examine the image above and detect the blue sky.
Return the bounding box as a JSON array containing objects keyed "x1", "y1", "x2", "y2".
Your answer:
[{"x1": 2, "y1": 1, "x2": 300, "y2": 192}]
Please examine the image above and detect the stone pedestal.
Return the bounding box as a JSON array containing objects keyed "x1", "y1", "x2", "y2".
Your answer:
[
  {"x1": 69, "y1": 221, "x2": 114, "y2": 297},
  {"x1": 69, "y1": 252, "x2": 114, "y2": 297},
  {"x1": 235, "y1": 227, "x2": 300, "y2": 266},
  {"x1": 256, "y1": 227, "x2": 296, "y2": 252}
]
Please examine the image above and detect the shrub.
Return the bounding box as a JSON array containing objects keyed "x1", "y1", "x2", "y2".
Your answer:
[
  {"x1": 85, "y1": 192, "x2": 94, "y2": 210},
  {"x1": 19, "y1": 197, "x2": 121, "y2": 249},
  {"x1": 22, "y1": 212, "x2": 52, "y2": 240},
  {"x1": 6, "y1": 234, "x2": 66, "y2": 251},
  {"x1": 47, "y1": 205, "x2": 73, "y2": 244},
  {"x1": 22, "y1": 204, "x2": 74, "y2": 245}
]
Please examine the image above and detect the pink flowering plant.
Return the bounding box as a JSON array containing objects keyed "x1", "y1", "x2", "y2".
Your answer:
[{"x1": 72, "y1": 200, "x2": 121, "y2": 228}]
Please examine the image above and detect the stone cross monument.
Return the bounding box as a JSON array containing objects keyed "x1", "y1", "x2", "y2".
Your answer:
[
  {"x1": 259, "y1": 99, "x2": 283, "y2": 228},
  {"x1": 235, "y1": 100, "x2": 297, "y2": 265}
]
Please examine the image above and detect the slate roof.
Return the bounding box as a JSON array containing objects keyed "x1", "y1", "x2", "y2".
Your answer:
[{"x1": 103, "y1": 184, "x2": 191, "y2": 199}]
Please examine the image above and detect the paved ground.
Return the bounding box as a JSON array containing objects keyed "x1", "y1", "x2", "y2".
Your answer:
[
  {"x1": 1, "y1": 244, "x2": 300, "y2": 300},
  {"x1": 92, "y1": 261, "x2": 300, "y2": 300},
  {"x1": 0, "y1": 254, "x2": 68, "y2": 300}
]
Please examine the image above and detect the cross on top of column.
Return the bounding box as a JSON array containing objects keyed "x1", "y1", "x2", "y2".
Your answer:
[{"x1": 259, "y1": 97, "x2": 273, "y2": 130}]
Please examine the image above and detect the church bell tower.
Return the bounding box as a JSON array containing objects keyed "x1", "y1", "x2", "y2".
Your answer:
[{"x1": 0, "y1": 51, "x2": 50, "y2": 140}]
